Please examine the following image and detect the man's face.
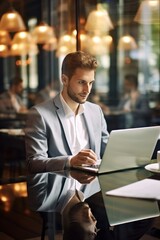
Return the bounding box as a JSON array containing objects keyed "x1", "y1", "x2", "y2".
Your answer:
[
  {"x1": 63, "y1": 68, "x2": 95, "y2": 104},
  {"x1": 73, "y1": 202, "x2": 97, "y2": 234},
  {"x1": 15, "y1": 83, "x2": 23, "y2": 95},
  {"x1": 124, "y1": 79, "x2": 133, "y2": 93}
]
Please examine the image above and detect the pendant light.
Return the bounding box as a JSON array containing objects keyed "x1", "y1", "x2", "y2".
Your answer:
[
  {"x1": 118, "y1": 35, "x2": 137, "y2": 50},
  {"x1": 31, "y1": 22, "x2": 56, "y2": 44},
  {"x1": 0, "y1": 30, "x2": 11, "y2": 45},
  {"x1": 134, "y1": 0, "x2": 160, "y2": 24},
  {"x1": 85, "y1": 3, "x2": 113, "y2": 35},
  {"x1": 0, "y1": 9, "x2": 26, "y2": 32},
  {"x1": 10, "y1": 31, "x2": 38, "y2": 56}
]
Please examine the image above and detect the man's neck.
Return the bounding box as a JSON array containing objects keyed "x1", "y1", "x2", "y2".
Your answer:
[{"x1": 61, "y1": 92, "x2": 80, "y2": 114}]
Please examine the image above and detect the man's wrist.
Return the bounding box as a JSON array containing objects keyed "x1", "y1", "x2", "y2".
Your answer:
[{"x1": 65, "y1": 156, "x2": 72, "y2": 169}]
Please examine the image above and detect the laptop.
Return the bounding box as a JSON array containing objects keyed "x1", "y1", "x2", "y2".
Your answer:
[{"x1": 72, "y1": 126, "x2": 160, "y2": 174}]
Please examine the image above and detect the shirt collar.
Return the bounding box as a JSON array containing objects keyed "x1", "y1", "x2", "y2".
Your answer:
[{"x1": 60, "y1": 93, "x2": 84, "y2": 117}]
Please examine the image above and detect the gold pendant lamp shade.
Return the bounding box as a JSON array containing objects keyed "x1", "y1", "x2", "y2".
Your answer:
[
  {"x1": 0, "y1": 30, "x2": 11, "y2": 57},
  {"x1": 134, "y1": 0, "x2": 160, "y2": 24},
  {"x1": 85, "y1": 4, "x2": 113, "y2": 35},
  {"x1": 31, "y1": 22, "x2": 56, "y2": 44},
  {"x1": 11, "y1": 31, "x2": 38, "y2": 56},
  {"x1": 118, "y1": 35, "x2": 137, "y2": 50},
  {"x1": 0, "y1": 9, "x2": 26, "y2": 32},
  {"x1": 0, "y1": 44, "x2": 10, "y2": 57},
  {"x1": 0, "y1": 30, "x2": 11, "y2": 45}
]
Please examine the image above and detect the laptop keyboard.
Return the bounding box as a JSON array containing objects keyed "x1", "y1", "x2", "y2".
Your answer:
[{"x1": 90, "y1": 164, "x2": 99, "y2": 169}]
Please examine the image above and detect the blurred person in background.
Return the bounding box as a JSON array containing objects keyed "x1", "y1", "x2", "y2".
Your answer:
[
  {"x1": 34, "y1": 82, "x2": 58, "y2": 104},
  {"x1": 117, "y1": 74, "x2": 151, "y2": 128},
  {"x1": 0, "y1": 76, "x2": 28, "y2": 114}
]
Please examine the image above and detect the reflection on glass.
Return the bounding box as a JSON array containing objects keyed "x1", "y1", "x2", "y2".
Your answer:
[{"x1": 26, "y1": 169, "x2": 159, "y2": 239}]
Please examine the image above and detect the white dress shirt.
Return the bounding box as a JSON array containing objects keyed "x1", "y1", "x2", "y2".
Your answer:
[{"x1": 60, "y1": 94, "x2": 90, "y2": 155}]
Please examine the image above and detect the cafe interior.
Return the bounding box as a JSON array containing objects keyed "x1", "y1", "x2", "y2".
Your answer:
[{"x1": 0, "y1": 0, "x2": 160, "y2": 239}]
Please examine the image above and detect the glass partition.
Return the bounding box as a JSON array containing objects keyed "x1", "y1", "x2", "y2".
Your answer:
[{"x1": 0, "y1": 0, "x2": 159, "y2": 130}]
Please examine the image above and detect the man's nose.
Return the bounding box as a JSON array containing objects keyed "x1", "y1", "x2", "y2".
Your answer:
[{"x1": 83, "y1": 84, "x2": 90, "y2": 93}]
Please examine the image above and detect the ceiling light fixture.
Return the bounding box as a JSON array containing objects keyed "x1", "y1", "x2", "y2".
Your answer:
[{"x1": 0, "y1": 9, "x2": 26, "y2": 32}]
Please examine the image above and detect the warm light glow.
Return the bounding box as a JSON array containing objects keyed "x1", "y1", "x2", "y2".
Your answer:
[
  {"x1": 43, "y1": 36, "x2": 57, "y2": 51},
  {"x1": 38, "y1": 26, "x2": 48, "y2": 33},
  {"x1": 148, "y1": 0, "x2": 159, "y2": 7},
  {"x1": 11, "y1": 43, "x2": 38, "y2": 56},
  {"x1": 85, "y1": 35, "x2": 110, "y2": 55},
  {"x1": 85, "y1": 3, "x2": 113, "y2": 35},
  {"x1": 0, "y1": 30, "x2": 11, "y2": 45},
  {"x1": 80, "y1": 33, "x2": 87, "y2": 41},
  {"x1": 0, "y1": 10, "x2": 26, "y2": 32},
  {"x1": 59, "y1": 46, "x2": 68, "y2": 53},
  {"x1": 12, "y1": 31, "x2": 36, "y2": 44},
  {"x1": 1, "y1": 196, "x2": 8, "y2": 202},
  {"x1": 0, "y1": 44, "x2": 10, "y2": 57},
  {"x1": 7, "y1": 13, "x2": 16, "y2": 19},
  {"x1": 134, "y1": 0, "x2": 160, "y2": 24},
  {"x1": 63, "y1": 35, "x2": 72, "y2": 42},
  {"x1": 103, "y1": 35, "x2": 113, "y2": 45},
  {"x1": 16, "y1": 58, "x2": 32, "y2": 66},
  {"x1": 11, "y1": 31, "x2": 38, "y2": 56},
  {"x1": 13, "y1": 183, "x2": 27, "y2": 197},
  {"x1": 18, "y1": 32, "x2": 28, "y2": 38},
  {"x1": 122, "y1": 36, "x2": 132, "y2": 43},
  {"x1": 118, "y1": 35, "x2": 137, "y2": 50},
  {"x1": 72, "y1": 29, "x2": 77, "y2": 36},
  {"x1": 32, "y1": 22, "x2": 56, "y2": 44},
  {"x1": 92, "y1": 36, "x2": 101, "y2": 44},
  {"x1": 0, "y1": 44, "x2": 7, "y2": 51},
  {"x1": 56, "y1": 33, "x2": 76, "y2": 56}
]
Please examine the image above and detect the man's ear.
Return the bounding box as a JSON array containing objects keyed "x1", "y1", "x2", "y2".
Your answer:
[{"x1": 62, "y1": 74, "x2": 68, "y2": 85}]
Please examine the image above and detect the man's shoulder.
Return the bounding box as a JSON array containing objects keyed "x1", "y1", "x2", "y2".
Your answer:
[
  {"x1": 32, "y1": 98, "x2": 55, "y2": 112},
  {"x1": 0, "y1": 91, "x2": 9, "y2": 99},
  {"x1": 85, "y1": 101, "x2": 101, "y2": 110}
]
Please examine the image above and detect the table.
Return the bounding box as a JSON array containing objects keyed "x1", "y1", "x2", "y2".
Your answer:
[
  {"x1": 0, "y1": 128, "x2": 26, "y2": 178},
  {"x1": 0, "y1": 113, "x2": 27, "y2": 129},
  {"x1": 26, "y1": 167, "x2": 160, "y2": 240}
]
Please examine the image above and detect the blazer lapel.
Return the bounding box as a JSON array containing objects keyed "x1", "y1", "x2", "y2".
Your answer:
[
  {"x1": 83, "y1": 110, "x2": 95, "y2": 151},
  {"x1": 53, "y1": 94, "x2": 73, "y2": 153}
]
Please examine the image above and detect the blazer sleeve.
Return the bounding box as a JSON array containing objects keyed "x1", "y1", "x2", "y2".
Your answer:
[{"x1": 25, "y1": 107, "x2": 70, "y2": 173}]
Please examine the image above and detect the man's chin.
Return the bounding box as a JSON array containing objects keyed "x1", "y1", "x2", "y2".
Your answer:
[
  {"x1": 79, "y1": 99, "x2": 87, "y2": 104},
  {"x1": 72, "y1": 96, "x2": 87, "y2": 104}
]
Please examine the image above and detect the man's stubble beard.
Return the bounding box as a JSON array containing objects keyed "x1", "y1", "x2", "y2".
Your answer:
[{"x1": 67, "y1": 88, "x2": 88, "y2": 104}]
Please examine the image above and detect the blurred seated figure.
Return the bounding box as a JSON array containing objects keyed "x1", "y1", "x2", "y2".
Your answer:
[
  {"x1": 34, "y1": 83, "x2": 57, "y2": 104},
  {"x1": 89, "y1": 93, "x2": 110, "y2": 115},
  {"x1": 0, "y1": 76, "x2": 28, "y2": 114},
  {"x1": 151, "y1": 95, "x2": 160, "y2": 126},
  {"x1": 117, "y1": 74, "x2": 151, "y2": 128}
]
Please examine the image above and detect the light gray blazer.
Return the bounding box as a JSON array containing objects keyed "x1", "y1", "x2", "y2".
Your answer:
[{"x1": 25, "y1": 93, "x2": 109, "y2": 173}]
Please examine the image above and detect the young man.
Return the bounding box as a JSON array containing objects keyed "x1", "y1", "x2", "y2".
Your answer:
[{"x1": 25, "y1": 51, "x2": 109, "y2": 173}]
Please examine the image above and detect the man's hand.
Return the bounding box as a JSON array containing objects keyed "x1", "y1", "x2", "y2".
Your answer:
[
  {"x1": 70, "y1": 170, "x2": 96, "y2": 184},
  {"x1": 70, "y1": 149, "x2": 97, "y2": 166}
]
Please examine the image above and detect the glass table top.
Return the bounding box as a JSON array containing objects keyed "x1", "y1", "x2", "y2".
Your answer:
[{"x1": 25, "y1": 167, "x2": 160, "y2": 240}]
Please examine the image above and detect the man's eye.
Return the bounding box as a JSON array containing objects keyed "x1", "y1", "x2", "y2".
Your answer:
[{"x1": 79, "y1": 81, "x2": 85, "y2": 84}]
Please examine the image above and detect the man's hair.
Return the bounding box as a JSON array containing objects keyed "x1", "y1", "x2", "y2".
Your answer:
[
  {"x1": 63, "y1": 202, "x2": 96, "y2": 240},
  {"x1": 125, "y1": 74, "x2": 138, "y2": 88},
  {"x1": 10, "y1": 76, "x2": 23, "y2": 86},
  {"x1": 62, "y1": 51, "x2": 98, "y2": 79}
]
